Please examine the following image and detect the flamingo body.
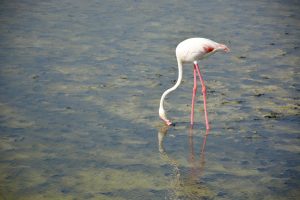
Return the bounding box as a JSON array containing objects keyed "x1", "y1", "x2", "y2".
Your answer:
[
  {"x1": 159, "y1": 38, "x2": 229, "y2": 129},
  {"x1": 176, "y1": 38, "x2": 228, "y2": 63}
]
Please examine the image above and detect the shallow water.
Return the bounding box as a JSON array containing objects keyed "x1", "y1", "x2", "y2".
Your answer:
[{"x1": 0, "y1": 0, "x2": 299, "y2": 199}]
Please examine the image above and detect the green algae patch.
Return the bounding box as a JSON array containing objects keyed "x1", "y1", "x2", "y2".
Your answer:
[
  {"x1": 169, "y1": 178, "x2": 215, "y2": 200},
  {"x1": 0, "y1": 102, "x2": 36, "y2": 129},
  {"x1": 0, "y1": 168, "x2": 47, "y2": 199},
  {"x1": 61, "y1": 168, "x2": 168, "y2": 194}
]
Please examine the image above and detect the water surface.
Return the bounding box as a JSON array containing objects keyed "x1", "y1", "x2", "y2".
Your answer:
[{"x1": 0, "y1": 0, "x2": 299, "y2": 199}]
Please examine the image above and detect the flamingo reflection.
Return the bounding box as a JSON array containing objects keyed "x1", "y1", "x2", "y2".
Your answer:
[
  {"x1": 158, "y1": 125, "x2": 211, "y2": 199},
  {"x1": 188, "y1": 128, "x2": 209, "y2": 183}
]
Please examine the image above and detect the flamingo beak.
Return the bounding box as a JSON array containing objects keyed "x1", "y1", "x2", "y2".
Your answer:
[
  {"x1": 219, "y1": 44, "x2": 230, "y2": 53},
  {"x1": 223, "y1": 45, "x2": 230, "y2": 53}
]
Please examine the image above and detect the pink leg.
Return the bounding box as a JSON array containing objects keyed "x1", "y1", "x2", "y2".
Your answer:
[
  {"x1": 191, "y1": 65, "x2": 197, "y2": 127},
  {"x1": 194, "y1": 62, "x2": 210, "y2": 130}
]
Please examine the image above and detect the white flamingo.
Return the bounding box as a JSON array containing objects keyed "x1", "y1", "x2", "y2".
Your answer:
[{"x1": 159, "y1": 38, "x2": 230, "y2": 130}]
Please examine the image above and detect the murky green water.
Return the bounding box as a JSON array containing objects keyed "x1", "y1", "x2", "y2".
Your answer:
[{"x1": 0, "y1": 0, "x2": 299, "y2": 199}]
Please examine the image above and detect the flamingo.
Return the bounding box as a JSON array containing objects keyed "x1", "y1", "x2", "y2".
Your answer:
[{"x1": 159, "y1": 38, "x2": 230, "y2": 130}]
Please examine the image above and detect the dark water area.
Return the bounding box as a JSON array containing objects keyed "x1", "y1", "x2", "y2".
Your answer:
[{"x1": 0, "y1": 0, "x2": 299, "y2": 199}]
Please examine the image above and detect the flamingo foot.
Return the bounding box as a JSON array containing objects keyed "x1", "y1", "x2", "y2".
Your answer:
[{"x1": 190, "y1": 124, "x2": 194, "y2": 129}]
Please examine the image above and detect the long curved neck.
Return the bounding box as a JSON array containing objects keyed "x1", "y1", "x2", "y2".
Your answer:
[{"x1": 159, "y1": 58, "x2": 183, "y2": 110}]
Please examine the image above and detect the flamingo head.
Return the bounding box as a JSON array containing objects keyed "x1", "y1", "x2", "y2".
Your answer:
[{"x1": 159, "y1": 108, "x2": 172, "y2": 126}]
